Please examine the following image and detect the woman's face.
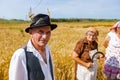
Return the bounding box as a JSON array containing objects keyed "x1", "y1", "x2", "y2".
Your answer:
[
  {"x1": 86, "y1": 31, "x2": 97, "y2": 42},
  {"x1": 30, "y1": 26, "x2": 51, "y2": 48}
]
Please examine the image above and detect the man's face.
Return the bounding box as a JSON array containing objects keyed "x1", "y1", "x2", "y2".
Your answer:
[
  {"x1": 86, "y1": 31, "x2": 97, "y2": 42},
  {"x1": 30, "y1": 26, "x2": 51, "y2": 47}
]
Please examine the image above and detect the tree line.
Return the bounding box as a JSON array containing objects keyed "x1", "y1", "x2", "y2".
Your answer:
[{"x1": 0, "y1": 18, "x2": 119, "y2": 24}]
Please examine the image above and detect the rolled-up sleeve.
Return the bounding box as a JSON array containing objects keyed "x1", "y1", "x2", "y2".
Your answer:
[{"x1": 74, "y1": 41, "x2": 83, "y2": 55}]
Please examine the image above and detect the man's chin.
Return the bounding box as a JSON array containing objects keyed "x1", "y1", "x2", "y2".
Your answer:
[{"x1": 38, "y1": 43, "x2": 46, "y2": 47}]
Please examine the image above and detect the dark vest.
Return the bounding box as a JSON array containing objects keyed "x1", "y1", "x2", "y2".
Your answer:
[{"x1": 24, "y1": 46, "x2": 54, "y2": 80}]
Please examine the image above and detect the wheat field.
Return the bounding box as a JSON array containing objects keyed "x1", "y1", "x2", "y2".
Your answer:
[{"x1": 0, "y1": 21, "x2": 116, "y2": 80}]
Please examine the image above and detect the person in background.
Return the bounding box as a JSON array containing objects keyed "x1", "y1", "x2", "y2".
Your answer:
[
  {"x1": 103, "y1": 21, "x2": 120, "y2": 80},
  {"x1": 9, "y1": 13, "x2": 57, "y2": 80},
  {"x1": 72, "y1": 27, "x2": 100, "y2": 80}
]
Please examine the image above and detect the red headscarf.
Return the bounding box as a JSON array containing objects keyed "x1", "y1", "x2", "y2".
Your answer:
[{"x1": 110, "y1": 21, "x2": 120, "y2": 31}]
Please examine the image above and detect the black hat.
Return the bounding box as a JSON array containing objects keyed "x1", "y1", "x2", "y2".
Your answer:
[{"x1": 25, "y1": 13, "x2": 57, "y2": 33}]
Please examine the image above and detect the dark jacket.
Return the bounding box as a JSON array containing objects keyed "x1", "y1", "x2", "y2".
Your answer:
[{"x1": 24, "y1": 46, "x2": 54, "y2": 80}]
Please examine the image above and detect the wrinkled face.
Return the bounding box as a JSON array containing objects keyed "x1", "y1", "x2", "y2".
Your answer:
[
  {"x1": 29, "y1": 26, "x2": 51, "y2": 47},
  {"x1": 86, "y1": 31, "x2": 97, "y2": 42}
]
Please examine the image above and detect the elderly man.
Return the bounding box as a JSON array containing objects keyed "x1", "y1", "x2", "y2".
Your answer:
[{"x1": 9, "y1": 13, "x2": 57, "y2": 80}]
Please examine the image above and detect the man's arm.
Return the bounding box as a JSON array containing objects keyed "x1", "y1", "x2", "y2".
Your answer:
[{"x1": 9, "y1": 49, "x2": 28, "y2": 80}]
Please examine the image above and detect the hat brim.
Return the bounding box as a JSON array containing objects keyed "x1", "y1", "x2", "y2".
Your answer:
[{"x1": 25, "y1": 24, "x2": 57, "y2": 33}]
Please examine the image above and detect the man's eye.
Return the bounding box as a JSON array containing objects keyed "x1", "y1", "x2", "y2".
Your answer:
[
  {"x1": 37, "y1": 30, "x2": 51, "y2": 35},
  {"x1": 46, "y1": 32, "x2": 51, "y2": 35},
  {"x1": 38, "y1": 30, "x2": 44, "y2": 34}
]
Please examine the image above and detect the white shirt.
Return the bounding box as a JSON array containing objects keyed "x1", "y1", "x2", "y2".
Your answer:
[
  {"x1": 105, "y1": 31, "x2": 120, "y2": 68},
  {"x1": 9, "y1": 40, "x2": 54, "y2": 80}
]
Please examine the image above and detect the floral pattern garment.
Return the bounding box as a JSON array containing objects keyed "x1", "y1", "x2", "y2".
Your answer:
[{"x1": 104, "y1": 31, "x2": 120, "y2": 79}]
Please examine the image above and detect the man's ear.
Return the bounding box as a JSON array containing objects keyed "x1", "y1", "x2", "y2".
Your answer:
[{"x1": 28, "y1": 29, "x2": 33, "y2": 34}]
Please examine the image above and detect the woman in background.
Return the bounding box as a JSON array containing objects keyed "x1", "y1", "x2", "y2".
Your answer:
[
  {"x1": 72, "y1": 27, "x2": 99, "y2": 80},
  {"x1": 103, "y1": 21, "x2": 120, "y2": 80}
]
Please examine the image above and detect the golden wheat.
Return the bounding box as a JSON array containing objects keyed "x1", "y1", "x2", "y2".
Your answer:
[{"x1": 0, "y1": 21, "x2": 115, "y2": 80}]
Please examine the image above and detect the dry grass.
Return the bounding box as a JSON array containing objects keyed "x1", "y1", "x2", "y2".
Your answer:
[{"x1": 0, "y1": 21, "x2": 115, "y2": 80}]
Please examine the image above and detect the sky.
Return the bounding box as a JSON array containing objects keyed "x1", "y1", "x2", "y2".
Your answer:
[{"x1": 0, "y1": 0, "x2": 120, "y2": 20}]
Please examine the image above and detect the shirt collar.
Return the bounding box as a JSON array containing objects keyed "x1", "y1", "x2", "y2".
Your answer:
[
  {"x1": 83, "y1": 37, "x2": 96, "y2": 44},
  {"x1": 26, "y1": 40, "x2": 50, "y2": 61}
]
